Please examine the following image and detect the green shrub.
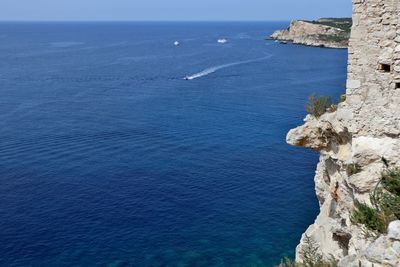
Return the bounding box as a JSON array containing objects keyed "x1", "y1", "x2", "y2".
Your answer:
[
  {"x1": 277, "y1": 256, "x2": 337, "y2": 267},
  {"x1": 351, "y1": 201, "x2": 387, "y2": 233},
  {"x1": 276, "y1": 236, "x2": 337, "y2": 267},
  {"x1": 305, "y1": 94, "x2": 333, "y2": 118},
  {"x1": 373, "y1": 189, "x2": 399, "y2": 228},
  {"x1": 375, "y1": 188, "x2": 400, "y2": 220},
  {"x1": 339, "y1": 94, "x2": 346, "y2": 103},
  {"x1": 327, "y1": 104, "x2": 338, "y2": 113},
  {"x1": 300, "y1": 235, "x2": 324, "y2": 267},
  {"x1": 351, "y1": 167, "x2": 400, "y2": 234},
  {"x1": 374, "y1": 167, "x2": 400, "y2": 221},
  {"x1": 382, "y1": 167, "x2": 400, "y2": 195},
  {"x1": 318, "y1": 34, "x2": 349, "y2": 43},
  {"x1": 278, "y1": 257, "x2": 297, "y2": 267},
  {"x1": 309, "y1": 18, "x2": 352, "y2": 33},
  {"x1": 346, "y1": 163, "x2": 362, "y2": 176}
]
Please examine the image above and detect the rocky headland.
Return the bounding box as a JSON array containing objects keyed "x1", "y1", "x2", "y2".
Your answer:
[
  {"x1": 285, "y1": 0, "x2": 400, "y2": 266},
  {"x1": 270, "y1": 18, "x2": 351, "y2": 49}
]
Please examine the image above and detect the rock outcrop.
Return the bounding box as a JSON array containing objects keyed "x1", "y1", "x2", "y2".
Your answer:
[
  {"x1": 286, "y1": 0, "x2": 400, "y2": 266},
  {"x1": 270, "y1": 18, "x2": 351, "y2": 49}
]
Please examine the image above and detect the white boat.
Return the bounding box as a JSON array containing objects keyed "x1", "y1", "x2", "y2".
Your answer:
[
  {"x1": 217, "y1": 38, "x2": 227, "y2": 44},
  {"x1": 174, "y1": 41, "x2": 180, "y2": 46}
]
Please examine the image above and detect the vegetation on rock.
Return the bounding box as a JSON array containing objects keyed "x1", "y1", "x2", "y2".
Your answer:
[
  {"x1": 277, "y1": 235, "x2": 338, "y2": 267},
  {"x1": 317, "y1": 34, "x2": 348, "y2": 44},
  {"x1": 346, "y1": 163, "x2": 362, "y2": 176},
  {"x1": 270, "y1": 18, "x2": 351, "y2": 49},
  {"x1": 382, "y1": 167, "x2": 400, "y2": 195},
  {"x1": 352, "y1": 201, "x2": 387, "y2": 233},
  {"x1": 308, "y1": 18, "x2": 352, "y2": 33},
  {"x1": 305, "y1": 94, "x2": 333, "y2": 118},
  {"x1": 352, "y1": 167, "x2": 400, "y2": 234}
]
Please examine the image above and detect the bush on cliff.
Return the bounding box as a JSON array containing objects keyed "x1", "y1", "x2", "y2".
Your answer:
[
  {"x1": 351, "y1": 201, "x2": 387, "y2": 233},
  {"x1": 277, "y1": 235, "x2": 338, "y2": 267},
  {"x1": 305, "y1": 94, "x2": 333, "y2": 118},
  {"x1": 339, "y1": 94, "x2": 346, "y2": 103},
  {"x1": 382, "y1": 167, "x2": 400, "y2": 195},
  {"x1": 346, "y1": 163, "x2": 362, "y2": 176},
  {"x1": 300, "y1": 235, "x2": 324, "y2": 266},
  {"x1": 375, "y1": 188, "x2": 400, "y2": 221},
  {"x1": 352, "y1": 167, "x2": 400, "y2": 233}
]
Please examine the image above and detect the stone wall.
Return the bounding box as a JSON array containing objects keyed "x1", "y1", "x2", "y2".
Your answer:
[
  {"x1": 345, "y1": 0, "x2": 400, "y2": 136},
  {"x1": 286, "y1": 0, "x2": 400, "y2": 266}
]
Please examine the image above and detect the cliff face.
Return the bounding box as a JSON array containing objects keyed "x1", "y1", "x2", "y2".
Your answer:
[
  {"x1": 287, "y1": 0, "x2": 400, "y2": 266},
  {"x1": 270, "y1": 19, "x2": 351, "y2": 49}
]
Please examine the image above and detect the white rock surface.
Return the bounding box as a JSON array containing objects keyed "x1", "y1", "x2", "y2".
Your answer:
[
  {"x1": 388, "y1": 221, "x2": 400, "y2": 241},
  {"x1": 286, "y1": 0, "x2": 400, "y2": 266},
  {"x1": 269, "y1": 19, "x2": 350, "y2": 49},
  {"x1": 365, "y1": 236, "x2": 400, "y2": 267}
]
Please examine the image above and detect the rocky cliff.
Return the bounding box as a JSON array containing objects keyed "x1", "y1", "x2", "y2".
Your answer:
[
  {"x1": 270, "y1": 18, "x2": 351, "y2": 49},
  {"x1": 286, "y1": 0, "x2": 400, "y2": 266}
]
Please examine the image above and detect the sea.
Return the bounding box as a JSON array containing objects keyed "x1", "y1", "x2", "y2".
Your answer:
[{"x1": 0, "y1": 22, "x2": 348, "y2": 267}]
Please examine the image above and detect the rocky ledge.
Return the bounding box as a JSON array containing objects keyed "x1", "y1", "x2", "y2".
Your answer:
[
  {"x1": 283, "y1": 1, "x2": 400, "y2": 265},
  {"x1": 269, "y1": 18, "x2": 351, "y2": 49},
  {"x1": 287, "y1": 111, "x2": 400, "y2": 266}
]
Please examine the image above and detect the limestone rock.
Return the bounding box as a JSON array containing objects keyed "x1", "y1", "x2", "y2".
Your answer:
[
  {"x1": 286, "y1": 113, "x2": 351, "y2": 153},
  {"x1": 388, "y1": 221, "x2": 400, "y2": 241},
  {"x1": 338, "y1": 255, "x2": 361, "y2": 267},
  {"x1": 269, "y1": 19, "x2": 351, "y2": 49},
  {"x1": 365, "y1": 236, "x2": 400, "y2": 267},
  {"x1": 286, "y1": 0, "x2": 400, "y2": 266}
]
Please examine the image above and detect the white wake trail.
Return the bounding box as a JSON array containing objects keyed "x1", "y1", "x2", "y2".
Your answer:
[{"x1": 184, "y1": 55, "x2": 272, "y2": 80}]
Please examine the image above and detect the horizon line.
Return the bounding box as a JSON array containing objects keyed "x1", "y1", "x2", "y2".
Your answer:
[
  {"x1": 0, "y1": 17, "x2": 351, "y2": 23},
  {"x1": 0, "y1": 20, "x2": 291, "y2": 23}
]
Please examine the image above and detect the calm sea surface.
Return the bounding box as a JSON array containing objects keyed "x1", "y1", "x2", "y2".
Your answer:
[{"x1": 0, "y1": 22, "x2": 347, "y2": 267}]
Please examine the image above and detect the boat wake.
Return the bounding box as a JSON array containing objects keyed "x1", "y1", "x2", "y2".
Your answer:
[{"x1": 184, "y1": 55, "x2": 272, "y2": 80}]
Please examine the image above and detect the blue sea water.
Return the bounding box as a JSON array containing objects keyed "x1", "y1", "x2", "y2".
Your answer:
[{"x1": 0, "y1": 22, "x2": 348, "y2": 267}]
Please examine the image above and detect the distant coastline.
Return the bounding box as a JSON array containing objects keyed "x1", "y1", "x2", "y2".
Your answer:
[{"x1": 268, "y1": 18, "x2": 351, "y2": 49}]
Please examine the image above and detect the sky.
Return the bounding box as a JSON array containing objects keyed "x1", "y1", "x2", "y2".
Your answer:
[{"x1": 0, "y1": 0, "x2": 352, "y2": 21}]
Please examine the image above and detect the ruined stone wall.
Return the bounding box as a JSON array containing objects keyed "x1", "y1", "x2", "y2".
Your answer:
[
  {"x1": 286, "y1": 0, "x2": 400, "y2": 266},
  {"x1": 344, "y1": 0, "x2": 400, "y2": 136}
]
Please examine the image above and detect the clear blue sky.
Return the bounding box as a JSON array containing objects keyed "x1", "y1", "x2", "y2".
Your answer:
[{"x1": 1, "y1": 0, "x2": 351, "y2": 21}]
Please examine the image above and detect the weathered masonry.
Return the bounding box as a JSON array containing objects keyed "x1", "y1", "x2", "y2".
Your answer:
[
  {"x1": 342, "y1": 0, "x2": 400, "y2": 136},
  {"x1": 348, "y1": 0, "x2": 400, "y2": 91},
  {"x1": 287, "y1": 0, "x2": 400, "y2": 266}
]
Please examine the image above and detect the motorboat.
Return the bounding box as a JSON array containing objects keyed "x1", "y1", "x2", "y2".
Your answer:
[{"x1": 217, "y1": 38, "x2": 227, "y2": 44}]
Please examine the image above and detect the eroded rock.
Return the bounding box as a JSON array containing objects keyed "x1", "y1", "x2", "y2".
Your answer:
[
  {"x1": 365, "y1": 236, "x2": 400, "y2": 267},
  {"x1": 388, "y1": 221, "x2": 400, "y2": 241},
  {"x1": 287, "y1": 1, "x2": 400, "y2": 266},
  {"x1": 269, "y1": 19, "x2": 351, "y2": 49}
]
